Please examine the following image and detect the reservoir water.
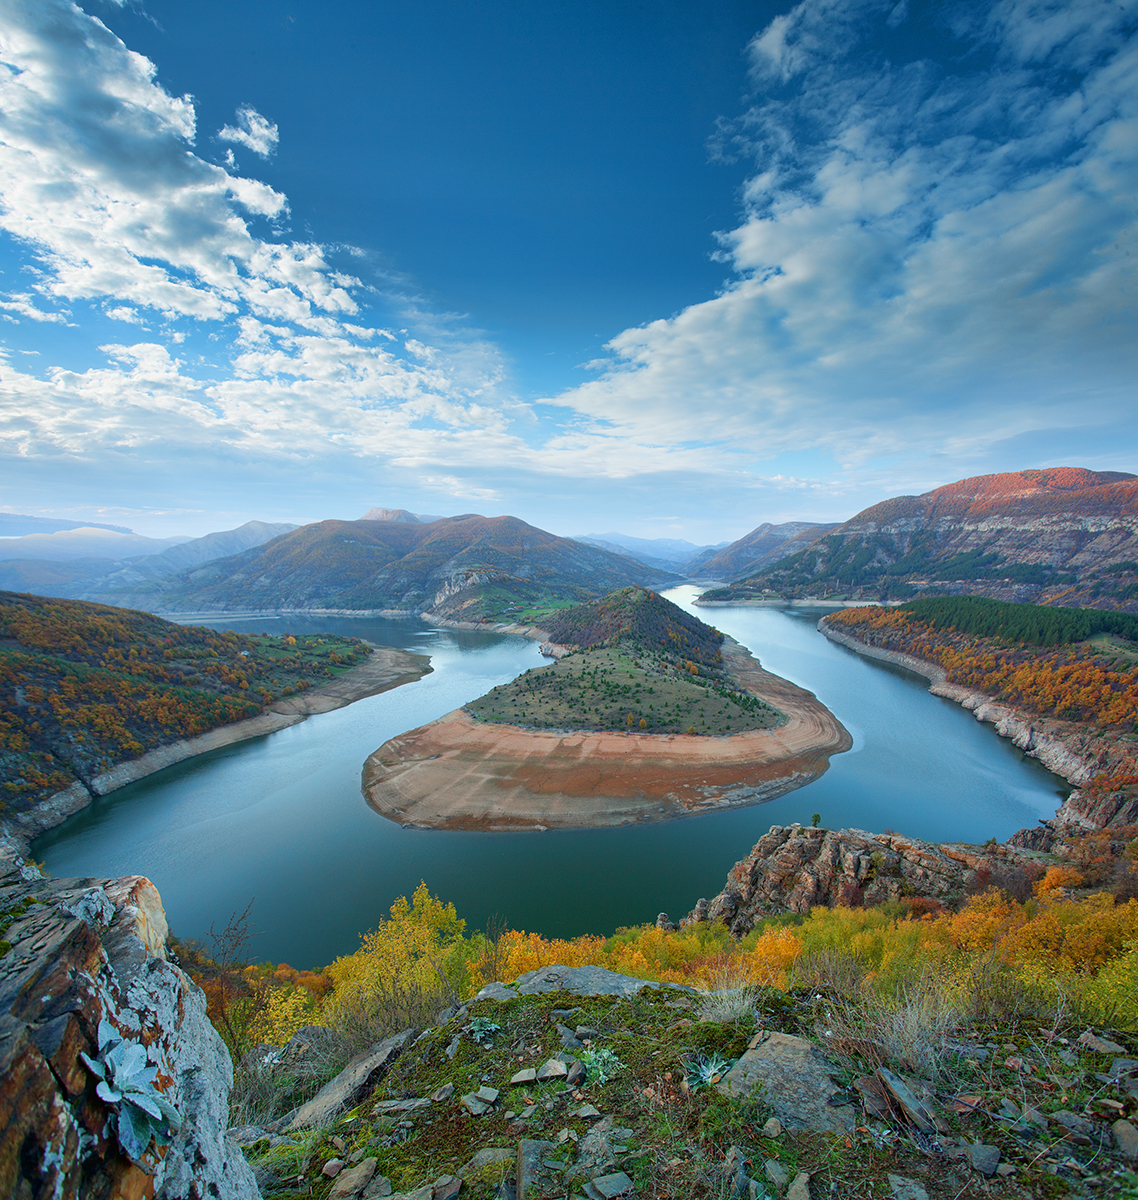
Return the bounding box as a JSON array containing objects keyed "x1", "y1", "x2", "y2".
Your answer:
[{"x1": 34, "y1": 587, "x2": 1067, "y2": 968}]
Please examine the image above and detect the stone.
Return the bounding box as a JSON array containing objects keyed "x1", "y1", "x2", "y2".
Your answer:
[
  {"x1": 324, "y1": 1159, "x2": 346, "y2": 1178},
  {"x1": 432, "y1": 1082, "x2": 456, "y2": 1102},
  {"x1": 516, "y1": 1138, "x2": 555, "y2": 1200},
  {"x1": 329, "y1": 1158, "x2": 379, "y2": 1200},
  {"x1": 461, "y1": 1093, "x2": 492, "y2": 1115},
  {"x1": 389, "y1": 1188, "x2": 433, "y2": 1200},
  {"x1": 446, "y1": 1033, "x2": 462, "y2": 1060},
  {"x1": 289, "y1": 1028, "x2": 415, "y2": 1130},
  {"x1": 1051, "y1": 1110, "x2": 1094, "y2": 1137},
  {"x1": 764, "y1": 1159, "x2": 790, "y2": 1191},
  {"x1": 875, "y1": 1068, "x2": 936, "y2": 1132},
  {"x1": 536, "y1": 1057, "x2": 568, "y2": 1081},
  {"x1": 476, "y1": 1085, "x2": 501, "y2": 1103},
  {"x1": 0, "y1": 847, "x2": 259, "y2": 1200},
  {"x1": 887, "y1": 1176, "x2": 930, "y2": 1200},
  {"x1": 1078, "y1": 1030, "x2": 1126, "y2": 1055},
  {"x1": 510, "y1": 1068, "x2": 537, "y2": 1085},
  {"x1": 1113, "y1": 1119, "x2": 1138, "y2": 1159},
  {"x1": 966, "y1": 1144, "x2": 1001, "y2": 1176},
  {"x1": 590, "y1": 1171, "x2": 634, "y2": 1198},
  {"x1": 573, "y1": 1104, "x2": 602, "y2": 1119},
  {"x1": 762, "y1": 1117, "x2": 783, "y2": 1139},
  {"x1": 558, "y1": 1023, "x2": 585, "y2": 1050},
  {"x1": 375, "y1": 1097, "x2": 432, "y2": 1113},
  {"x1": 566, "y1": 1059, "x2": 587, "y2": 1086},
  {"x1": 433, "y1": 1175, "x2": 462, "y2": 1200},
  {"x1": 460, "y1": 1147, "x2": 515, "y2": 1181},
  {"x1": 576, "y1": 1026, "x2": 601, "y2": 1040},
  {"x1": 570, "y1": 1122, "x2": 619, "y2": 1181},
  {"x1": 1111, "y1": 1058, "x2": 1138, "y2": 1079},
  {"x1": 512, "y1": 964, "x2": 691, "y2": 997},
  {"x1": 363, "y1": 1177, "x2": 394, "y2": 1198},
  {"x1": 473, "y1": 982, "x2": 521, "y2": 1002},
  {"x1": 786, "y1": 1171, "x2": 811, "y2": 1200},
  {"x1": 716, "y1": 1032, "x2": 856, "y2": 1135},
  {"x1": 228, "y1": 1124, "x2": 270, "y2": 1146}
]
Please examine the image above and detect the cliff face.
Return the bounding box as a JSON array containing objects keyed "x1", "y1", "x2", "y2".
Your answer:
[
  {"x1": 0, "y1": 847, "x2": 258, "y2": 1200},
  {"x1": 679, "y1": 824, "x2": 1029, "y2": 935},
  {"x1": 722, "y1": 468, "x2": 1138, "y2": 609}
]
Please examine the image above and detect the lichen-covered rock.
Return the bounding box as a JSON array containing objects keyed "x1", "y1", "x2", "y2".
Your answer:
[{"x1": 0, "y1": 846, "x2": 259, "y2": 1199}]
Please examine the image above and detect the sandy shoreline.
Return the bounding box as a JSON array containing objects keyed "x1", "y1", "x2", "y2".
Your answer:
[
  {"x1": 362, "y1": 636, "x2": 852, "y2": 831},
  {"x1": 7, "y1": 646, "x2": 431, "y2": 854}
]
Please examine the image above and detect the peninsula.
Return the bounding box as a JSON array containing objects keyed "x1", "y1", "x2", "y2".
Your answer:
[{"x1": 363, "y1": 588, "x2": 850, "y2": 829}]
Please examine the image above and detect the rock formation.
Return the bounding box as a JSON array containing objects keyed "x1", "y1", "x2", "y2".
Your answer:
[
  {"x1": 0, "y1": 846, "x2": 258, "y2": 1199},
  {"x1": 680, "y1": 824, "x2": 1037, "y2": 936}
]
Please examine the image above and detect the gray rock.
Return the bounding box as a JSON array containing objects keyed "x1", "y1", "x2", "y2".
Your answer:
[
  {"x1": 887, "y1": 1176, "x2": 930, "y2": 1200},
  {"x1": 388, "y1": 1188, "x2": 433, "y2": 1200},
  {"x1": 516, "y1": 1138, "x2": 555, "y2": 1200},
  {"x1": 473, "y1": 982, "x2": 521, "y2": 1002},
  {"x1": 590, "y1": 1171, "x2": 634, "y2": 1197},
  {"x1": 432, "y1": 1082, "x2": 456, "y2": 1102},
  {"x1": 786, "y1": 1172, "x2": 811, "y2": 1200},
  {"x1": 461, "y1": 1093, "x2": 492, "y2": 1115},
  {"x1": 573, "y1": 1104, "x2": 602, "y2": 1119},
  {"x1": 433, "y1": 1176, "x2": 462, "y2": 1200},
  {"x1": 362, "y1": 1177, "x2": 393, "y2": 1198},
  {"x1": 557, "y1": 1022, "x2": 585, "y2": 1050},
  {"x1": 512, "y1": 963, "x2": 693, "y2": 997},
  {"x1": 228, "y1": 1124, "x2": 270, "y2": 1147},
  {"x1": 764, "y1": 1160, "x2": 789, "y2": 1191},
  {"x1": 762, "y1": 1117, "x2": 783, "y2": 1139},
  {"x1": 1111, "y1": 1058, "x2": 1138, "y2": 1079},
  {"x1": 1113, "y1": 1119, "x2": 1138, "y2": 1160},
  {"x1": 566, "y1": 1059, "x2": 587, "y2": 1086},
  {"x1": 288, "y1": 1028, "x2": 415, "y2": 1130},
  {"x1": 329, "y1": 1158, "x2": 378, "y2": 1200},
  {"x1": 716, "y1": 1031, "x2": 856, "y2": 1135},
  {"x1": 476, "y1": 1085, "x2": 500, "y2": 1103},
  {"x1": 966, "y1": 1144, "x2": 1001, "y2": 1176},
  {"x1": 510, "y1": 1068, "x2": 537, "y2": 1084},
  {"x1": 1077, "y1": 1030, "x2": 1126, "y2": 1054},
  {"x1": 460, "y1": 1146, "x2": 515, "y2": 1179},
  {"x1": 536, "y1": 1057, "x2": 568, "y2": 1081},
  {"x1": 375, "y1": 1097, "x2": 432, "y2": 1113},
  {"x1": 1050, "y1": 1110, "x2": 1094, "y2": 1137}
]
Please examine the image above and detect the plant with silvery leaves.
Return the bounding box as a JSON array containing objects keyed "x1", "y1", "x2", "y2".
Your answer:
[{"x1": 81, "y1": 1019, "x2": 181, "y2": 1164}]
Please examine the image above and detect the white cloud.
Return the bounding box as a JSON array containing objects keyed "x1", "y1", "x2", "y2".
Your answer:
[
  {"x1": 218, "y1": 105, "x2": 279, "y2": 157},
  {"x1": 550, "y1": 0, "x2": 1138, "y2": 473},
  {"x1": 0, "y1": 293, "x2": 69, "y2": 323}
]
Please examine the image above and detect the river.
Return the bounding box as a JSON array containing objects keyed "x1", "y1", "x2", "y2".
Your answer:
[{"x1": 34, "y1": 587, "x2": 1066, "y2": 968}]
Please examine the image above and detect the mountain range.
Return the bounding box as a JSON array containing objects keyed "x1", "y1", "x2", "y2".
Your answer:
[
  {"x1": 702, "y1": 468, "x2": 1138, "y2": 611},
  {"x1": 113, "y1": 513, "x2": 683, "y2": 616}
]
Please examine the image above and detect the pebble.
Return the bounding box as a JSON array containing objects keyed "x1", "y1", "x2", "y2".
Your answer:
[
  {"x1": 510, "y1": 1068, "x2": 537, "y2": 1085},
  {"x1": 762, "y1": 1117, "x2": 783, "y2": 1139},
  {"x1": 322, "y1": 1159, "x2": 345, "y2": 1178},
  {"x1": 966, "y1": 1144, "x2": 1001, "y2": 1177},
  {"x1": 1113, "y1": 1119, "x2": 1138, "y2": 1160}
]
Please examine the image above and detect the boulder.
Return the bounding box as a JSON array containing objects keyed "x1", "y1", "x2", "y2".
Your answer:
[
  {"x1": 512, "y1": 964, "x2": 693, "y2": 997},
  {"x1": 288, "y1": 1028, "x2": 415, "y2": 1130},
  {"x1": 0, "y1": 846, "x2": 258, "y2": 1199},
  {"x1": 716, "y1": 1031, "x2": 856, "y2": 1135}
]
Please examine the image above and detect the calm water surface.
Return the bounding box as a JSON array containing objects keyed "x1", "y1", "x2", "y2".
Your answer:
[{"x1": 35, "y1": 588, "x2": 1066, "y2": 967}]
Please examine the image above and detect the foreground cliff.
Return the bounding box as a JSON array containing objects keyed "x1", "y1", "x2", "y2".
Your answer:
[{"x1": 0, "y1": 847, "x2": 257, "y2": 1199}]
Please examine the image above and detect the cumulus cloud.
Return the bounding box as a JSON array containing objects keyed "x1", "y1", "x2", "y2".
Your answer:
[
  {"x1": 218, "y1": 105, "x2": 279, "y2": 157},
  {"x1": 551, "y1": 0, "x2": 1138, "y2": 473}
]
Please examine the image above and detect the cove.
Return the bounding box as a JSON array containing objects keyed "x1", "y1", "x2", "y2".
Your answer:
[{"x1": 33, "y1": 587, "x2": 1067, "y2": 969}]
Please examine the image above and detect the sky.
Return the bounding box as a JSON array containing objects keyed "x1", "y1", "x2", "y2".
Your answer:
[{"x1": 0, "y1": 0, "x2": 1135, "y2": 544}]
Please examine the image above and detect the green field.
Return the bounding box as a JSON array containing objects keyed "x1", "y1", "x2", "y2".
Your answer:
[{"x1": 467, "y1": 644, "x2": 782, "y2": 735}]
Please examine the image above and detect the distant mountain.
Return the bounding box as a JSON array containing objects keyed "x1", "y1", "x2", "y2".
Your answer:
[
  {"x1": 701, "y1": 468, "x2": 1138, "y2": 611},
  {"x1": 0, "y1": 513, "x2": 133, "y2": 537},
  {"x1": 0, "y1": 521, "x2": 297, "y2": 601},
  {"x1": 573, "y1": 532, "x2": 731, "y2": 572},
  {"x1": 0, "y1": 526, "x2": 190, "y2": 562},
  {"x1": 142, "y1": 514, "x2": 685, "y2": 616},
  {"x1": 687, "y1": 521, "x2": 840, "y2": 580},
  {"x1": 360, "y1": 507, "x2": 444, "y2": 523}
]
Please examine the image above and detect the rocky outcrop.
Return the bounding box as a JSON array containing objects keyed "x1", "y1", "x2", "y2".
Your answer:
[
  {"x1": 0, "y1": 847, "x2": 258, "y2": 1199},
  {"x1": 681, "y1": 824, "x2": 1036, "y2": 935}
]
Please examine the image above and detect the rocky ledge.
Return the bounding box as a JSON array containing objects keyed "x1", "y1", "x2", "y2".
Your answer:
[
  {"x1": 0, "y1": 847, "x2": 256, "y2": 1200},
  {"x1": 674, "y1": 824, "x2": 1038, "y2": 936}
]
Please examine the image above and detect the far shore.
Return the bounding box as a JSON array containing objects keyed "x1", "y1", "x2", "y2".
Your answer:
[
  {"x1": 6, "y1": 645, "x2": 431, "y2": 854},
  {"x1": 362, "y1": 636, "x2": 852, "y2": 832}
]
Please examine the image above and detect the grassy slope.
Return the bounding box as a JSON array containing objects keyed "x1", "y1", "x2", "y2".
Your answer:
[
  {"x1": 466, "y1": 587, "x2": 782, "y2": 735},
  {"x1": 0, "y1": 592, "x2": 370, "y2": 815}
]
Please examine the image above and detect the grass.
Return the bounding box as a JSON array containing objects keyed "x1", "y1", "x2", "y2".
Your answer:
[{"x1": 466, "y1": 643, "x2": 782, "y2": 736}]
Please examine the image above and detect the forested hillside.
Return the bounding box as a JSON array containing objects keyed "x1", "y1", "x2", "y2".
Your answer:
[
  {"x1": 825, "y1": 598, "x2": 1138, "y2": 730},
  {"x1": 702, "y1": 468, "x2": 1138, "y2": 610},
  {"x1": 130, "y1": 514, "x2": 681, "y2": 616},
  {"x1": 0, "y1": 593, "x2": 370, "y2": 814}
]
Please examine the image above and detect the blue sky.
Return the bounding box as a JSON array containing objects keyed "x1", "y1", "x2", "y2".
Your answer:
[{"x1": 0, "y1": 0, "x2": 1135, "y2": 543}]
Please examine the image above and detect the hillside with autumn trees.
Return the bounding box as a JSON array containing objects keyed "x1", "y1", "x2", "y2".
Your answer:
[
  {"x1": 0, "y1": 592, "x2": 371, "y2": 815},
  {"x1": 824, "y1": 598, "x2": 1138, "y2": 730}
]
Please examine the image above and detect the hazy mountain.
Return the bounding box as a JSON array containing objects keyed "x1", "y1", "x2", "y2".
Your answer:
[
  {"x1": 703, "y1": 468, "x2": 1138, "y2": 611},
  {"x1": 573, "y1": 532, "x2": 730, "y2": 572},
  {"x1": 688, "y1": 521, "x2": 841, "y2": 580},
  {"x1": 143, "y1": 514, "x2": 685, "y2": 615},
  {"x1": 0, "y1": 513, "x2": 132, "y2": 537},
  {"x1": 0, "y1": 526, "x2": 190, "y2": 562},
  {"x1": 0, "y1": 521, "x2": 297, "y2": 601},
  {"x1": 359, "y1": 507, "x2": 444, "y2": 523}
]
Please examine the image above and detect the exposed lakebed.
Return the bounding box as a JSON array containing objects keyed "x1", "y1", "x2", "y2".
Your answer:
[{"x1": 34, "y1": 587, "x2": 1066, "y2": 968}]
